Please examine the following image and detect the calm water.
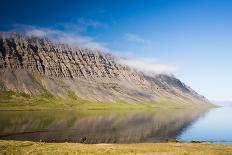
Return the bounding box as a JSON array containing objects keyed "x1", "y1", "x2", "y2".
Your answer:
[
  {"x1": 179, "y1": 106, "x2": 232, "y2": 144},
  {"x1": 0, "y1": 106, "x2": 231, "y2": 144}
]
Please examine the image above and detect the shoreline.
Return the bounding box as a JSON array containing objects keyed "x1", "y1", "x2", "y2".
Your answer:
[{"x1": 0, "y1": 138, "x2": 230, "y2": 145}]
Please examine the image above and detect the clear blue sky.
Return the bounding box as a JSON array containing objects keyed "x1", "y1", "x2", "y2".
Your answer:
[{"x1": 1, "y1": 0, "x2": 232, "y2": 101}]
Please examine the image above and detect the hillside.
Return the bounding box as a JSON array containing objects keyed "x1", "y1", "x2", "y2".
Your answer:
[{"x1": 0, "y1": 32, "x2": 208, "y2": 104}]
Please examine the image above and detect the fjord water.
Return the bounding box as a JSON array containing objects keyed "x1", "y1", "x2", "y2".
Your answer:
[
  {"x1": 0, "y1": 105, "x2": 231, "y2": 144},
  {"x1": 179, "y1": 104, "x2": 232, "y2": 144}
]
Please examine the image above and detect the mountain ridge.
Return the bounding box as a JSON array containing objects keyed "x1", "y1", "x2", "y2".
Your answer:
[{"x1": 0, "y1": 32, "x2": 208, "y2": 103}]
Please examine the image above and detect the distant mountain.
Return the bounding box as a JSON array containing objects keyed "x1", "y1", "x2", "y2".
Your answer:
[
  {"x1": 0, "y1": 32, "x2": 209, "y2": 104},
  {"x1": 212, "y1": 101, "x2": 232, "y2": 106}
]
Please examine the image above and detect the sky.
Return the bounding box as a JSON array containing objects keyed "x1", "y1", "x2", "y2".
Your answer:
[{"x1": 0, "y1": 0, "x2": 232, "y2": 101}]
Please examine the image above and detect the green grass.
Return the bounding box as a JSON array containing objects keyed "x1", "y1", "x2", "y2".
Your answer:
[
  {"x1": 0, "y1": 140, "x2": 232, "y2": 155},
  {"x1": 0, "y1": 90, "x2": 213, "y2": 111}
]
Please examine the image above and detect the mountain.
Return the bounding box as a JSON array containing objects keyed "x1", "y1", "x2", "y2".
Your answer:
[
  {"x1": 212, "y1": 101, "x2": 232, "y2": 106},
  {"x1": 0, "y1": 32, "x2": 208, "y2": 104}
]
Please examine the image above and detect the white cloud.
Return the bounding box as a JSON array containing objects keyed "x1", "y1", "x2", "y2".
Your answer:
[
  {"x1": 125, "y1": 33, "x2": 151, "y2": 44},
  {"x1": 118, "y1": 57, "x2": 177, "y2": 75},
  {"x1": 78, "y1": 18, "x2": 107, "y2": 29},
  {"x1": 12, "y1": 24, "x2": 108, "y2": 51},
  {"x1": 57, "y1": 18, "x2": 107, "y2": 33},
  {"x1": 10, "y1": 24, "x2": 176, "y2": 76}
]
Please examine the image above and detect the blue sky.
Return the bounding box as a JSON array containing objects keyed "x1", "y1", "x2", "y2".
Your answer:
[{"x1": 1, "y1": 0, "x2": 232, "y2": 101}]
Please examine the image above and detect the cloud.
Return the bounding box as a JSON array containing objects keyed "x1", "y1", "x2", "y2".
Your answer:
[
  {"x1": 10, "y1": 23, "x2": 176, "y2": 76},
  {"x1": 124, "y1": 33, "x2": 151, "y2": 44},
  {"x1": 117, "y1": 57, "x2": 177, "y2": 75},
  {"x1": 57, "y1": 18, "x2": 107, "y2": 32},
  {"x1": 12, "y1": 24, "x2": 108, "y2": 51},
  {"x1": 78, "y1": 18, "x2": 107, "y2": 29}
]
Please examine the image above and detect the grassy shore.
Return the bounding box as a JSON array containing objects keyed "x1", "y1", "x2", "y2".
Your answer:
[
  {"x1": 0, "y1": 90, "x2": 213, "y2": 111},
  {"x1": 0, "y1": 140, "x2": 232, "y2": 155}
]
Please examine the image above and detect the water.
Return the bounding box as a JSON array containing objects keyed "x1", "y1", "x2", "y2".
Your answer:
[
  {"x1": 179, "y1": 106, "x2": 232, "y2": 144},
  {"x1": 0, "y1": 106, "x2": 231, "y2": 144}
]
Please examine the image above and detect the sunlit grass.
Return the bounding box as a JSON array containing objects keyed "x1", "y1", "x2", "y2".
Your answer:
[
  {"x1": 0, "y1": 90, "x2": 213, "y2": 111},
  {"x1": 0, "y1": 140, "x2": 231, "y2": 155}
]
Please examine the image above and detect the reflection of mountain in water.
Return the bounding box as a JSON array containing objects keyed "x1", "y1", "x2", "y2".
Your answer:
[{"x1": 0, "y1": 108, "x2": 209, "y2": 143}]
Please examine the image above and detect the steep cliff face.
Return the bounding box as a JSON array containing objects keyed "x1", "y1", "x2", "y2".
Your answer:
[{"x1": 0, "y1": 32, "x2": 208, "y2": 103}]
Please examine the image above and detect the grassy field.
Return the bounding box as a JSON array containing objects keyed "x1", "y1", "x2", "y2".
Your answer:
[
  {"x1": 0, "y1": 140, "x2": 232, "y2": 155},
  {"x1": 0, "y1": 90, "x2": 213, "y2": 110}
]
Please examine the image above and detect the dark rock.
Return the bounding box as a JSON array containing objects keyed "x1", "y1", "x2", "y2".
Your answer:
[{"x1": 80, "y1": 137, "x2": 87, "y2": 143}]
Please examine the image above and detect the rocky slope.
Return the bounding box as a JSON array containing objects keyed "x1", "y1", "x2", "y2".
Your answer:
[{"x1": 0, "y1": 32, "x2": 208, "y2": 103}]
